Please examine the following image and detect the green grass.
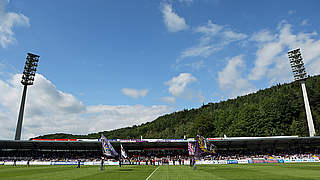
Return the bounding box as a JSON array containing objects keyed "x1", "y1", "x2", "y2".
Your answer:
[{"x1": 1, "y1": 163, "x2": 320, "y2": 180}]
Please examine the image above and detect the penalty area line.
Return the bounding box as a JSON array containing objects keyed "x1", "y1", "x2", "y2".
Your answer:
[{"x1": 146, "y1": 166, "x2": 160, "y2": 180}]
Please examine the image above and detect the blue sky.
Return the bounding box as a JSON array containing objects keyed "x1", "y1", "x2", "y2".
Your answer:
[{"x1": 1, "y1": 0, "x2": 320, "y2": 139}]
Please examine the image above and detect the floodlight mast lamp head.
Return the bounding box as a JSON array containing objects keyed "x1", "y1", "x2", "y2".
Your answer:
[
  {"x1": 21, "y1": 53, "x2": 40, "y2": 86},
  {"x1": 14, "y1": 53, "x2": 40, "y2": 140},
  {"x1": 288, "y1": 48, "x2": 307, "y2": 81}
]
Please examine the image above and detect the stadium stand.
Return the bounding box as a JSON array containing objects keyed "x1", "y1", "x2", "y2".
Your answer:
[{"x1": 1, "y1": 136, "x2": 320, "y2": 165}]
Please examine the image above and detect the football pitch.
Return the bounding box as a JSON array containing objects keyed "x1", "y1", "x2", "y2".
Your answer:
[{"x1": 1, "y1": 163, "x2": 320, "y2": 180}]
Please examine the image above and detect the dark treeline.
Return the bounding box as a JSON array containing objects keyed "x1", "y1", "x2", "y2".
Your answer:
[{"x1": 33, "y1": 75, "x2": 320, "y2": 140}]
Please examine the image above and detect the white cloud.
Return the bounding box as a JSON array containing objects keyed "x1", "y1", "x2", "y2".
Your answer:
[
  {"x1": 267, "y1": 54, "x2": 292, "y2": 84},
  {"x1": 0, "y1": 73, "x2": 171, "y2": 139},
  {"x1": 121, "y1": 88, "x2": 149, "y2": 99},
  {"x1": 213, "y1": 21, "x2": 320, "y2": 99},
  {"x1": 194, "y1": 20, "x2": 224, "y2": 37},
  {"x1": 161, "y1": 96, "x2": 176, "y2": 104},
  {"x1": 185, "y1": 60, "x2": 206, "y2": 70},
  {"x1": 0, "y1": 0, "x2": 30, "y2": 48},
  {"x1": 173, "y1": 18, "x2": 320, "y2": 99},
  {"x1": 179, "y1": 45, "x2": 219, "y2": 59},
  {"x1": 218, "y1": 55, "x2": 255, "y2": 98},
  {"x1": 309, "y1": 57, "x2": 320, "y2": 76},
  {"x1": 175, "y1": 19, "x2": 320, "y2": 99},
  {"x1": 161, "y1": 3, "x2": 188, "y2": 32},
  {"x1": 248, "y1": 42, "x2": 282, "y2": 80},
  {"x1": 177, "y1": 0, "x2": 193, "y2": 3},
  {"x1": 86, "y1": 104, "x2": 170, "y2": 133},
  {"x1": 171, "y1": 60, "x2": 206, "y2": 76},
  {"x1": 178, "y1": 20, "x2": 247, "y2": 60},
  {"x1": 223, "y1": 30, "x2": 247, "y2": 40},
  {"x1": 250, "y1": 30, "x2": 275, "y2": 42},
  {"x1": 165, "y1": 73, "x2": 196, "y2": 96},
  {"x1": 191, "y1": 90, "x2": 205, "y2": 103},
  {"x1": 249, "y1": 22, "x2": 320, "y2": 84},
  {"x1": 288, "y1": 10, "x2": 295, "y2": 15},
  {"x1": 301, "y1": 19, "x2": 308, "y2": 26},
  {"x1": 165, "y1": 0, "x2": 193, "y2": 3}
]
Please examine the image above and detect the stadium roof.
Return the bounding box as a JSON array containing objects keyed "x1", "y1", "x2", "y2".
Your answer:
[
  {"x1": 0, "y1": 140, "x2": 187, "y2": 150},
  {"x1": 1, "y1": 136, "x2": 320, "y2": 150}
]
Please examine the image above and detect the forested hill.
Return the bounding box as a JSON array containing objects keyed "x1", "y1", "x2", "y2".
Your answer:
[{"x1": 34, "y1": 75, "x2": 320, "y2": 140}]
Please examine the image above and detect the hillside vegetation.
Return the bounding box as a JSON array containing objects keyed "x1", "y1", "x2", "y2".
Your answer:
[{"x1": 34, "y1": 75, "x2": 320, "y2": 139}]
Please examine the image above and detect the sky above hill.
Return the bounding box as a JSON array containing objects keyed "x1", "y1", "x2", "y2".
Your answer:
[{"x1": 0, "y1": 0, "x2": 320, "y2": 139}]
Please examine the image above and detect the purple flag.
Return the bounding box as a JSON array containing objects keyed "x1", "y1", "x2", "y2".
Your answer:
[
  {"x1": 101, "y1": 134, "x2": 118, "y2": 157},
  {"x1": 195, "y1": 135, "x2": 201, "y2": 159},
  {"x1": 195, "y1": 135, "x2": 215, "y2": 159}
]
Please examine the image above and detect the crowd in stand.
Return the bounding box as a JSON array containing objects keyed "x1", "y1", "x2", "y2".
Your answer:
[
  {"x1": 0, "y1": 150, "x2": 101, "y2": 162},
  {"x1": 1, "y1": 150, "x2": 319, "y2": 164},
  {"x1": 209, "y1": 151, "x2": 320, "y2": 161}
]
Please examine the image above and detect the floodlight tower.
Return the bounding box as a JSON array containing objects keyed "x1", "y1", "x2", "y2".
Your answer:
[
  {"x1": 14, "y1": 53, "x2": 40, "y2": 140},
  {"x1": 287, "y1": 48, "x2": 315, "y2": 137}
]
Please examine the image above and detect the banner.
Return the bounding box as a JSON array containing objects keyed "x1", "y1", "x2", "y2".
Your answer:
[
  {"x1": 4, "y1": 159, "x2": 320, "y2": 166},
  {"x1": 188, "y1": 142, "x2": 195, "y2": 156},
  {"x1": 101, "y1": 134, "x2": 118, "y2": 157},
  {"x1": 248, "y1": 159, "x2": 281, "y2": 164},
  {"x1": 238, "y1": 160, "x2": 249, "y2": 164},
  {"x1": 51, "y1": 161, "x2": 84, "y2": 165},
  {"x1": 227, "y1": 160, "x2": 238, "y2": 164}
]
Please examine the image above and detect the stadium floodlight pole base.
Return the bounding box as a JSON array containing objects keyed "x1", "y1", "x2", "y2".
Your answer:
[
  {"x1": 15, "y1": 85, "x2": 28, "y2": 140},
  {"x1": 301, "y1": 82, "x2": 315, "y2": 137}
]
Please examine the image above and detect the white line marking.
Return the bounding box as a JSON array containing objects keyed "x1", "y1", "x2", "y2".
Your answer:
[{"x1": 146, "y1": 166, "x2": 160, "y2": 180}]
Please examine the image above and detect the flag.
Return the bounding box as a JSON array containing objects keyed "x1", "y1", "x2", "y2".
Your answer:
[
  {"x1": 188, "y1": 142, "x2": 195, "y2": 156},
  {"x1": 120, "y1": 144, "x2": 127, "y2": 158},
  {"x1": 195, "y1": 135, "x2": 215, "y2": 158},
  {"x1": 195, "y1": 135, "x2": 202, "y2": 159},
  {"x1": 208, "y1": 141, "x2": 216, "y2": 153},
  {"x1": 101, "y1": 134, "x2": 118, "y2": 157}
]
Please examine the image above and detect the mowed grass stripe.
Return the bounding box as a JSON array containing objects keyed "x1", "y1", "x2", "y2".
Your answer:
[
  {"x1": 151, "y1": 165, "x2": 225, "y2": 180},
  {"x1": 0, "y1": 166, "x2": 76, "y2": 179},
  {"x1": 0, "y1": 165, "x2": 157, "y2": 180},
  {"x1": 71, "y1": 166, "x2": 154, "y2": 180},
  {"x1": 198, "y1": 164, "x2": 320, "y2": 180},
  {"x1": 147, "y1": 164, "x2": 320, "y2": 180},
  {"x1": 248, "y1": 163, "x2": 320, "y2": 180}
]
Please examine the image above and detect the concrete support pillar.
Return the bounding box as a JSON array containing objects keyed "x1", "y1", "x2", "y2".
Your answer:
[
  {"x1": 15, "y1": 85, "x2": 28, "y2": 140},
  {"x1": 301, "y1": 82, "x2": 315, "y2": 137}
]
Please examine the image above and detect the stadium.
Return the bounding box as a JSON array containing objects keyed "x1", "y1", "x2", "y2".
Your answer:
[
  {"x1": 2, "y1": 136, "x2": 320, "y2": 163},
  {"x1": 2, "y1": 50, "x2": 320, "y2": 179},
  {"x1": 1, "y1": 1, "x2": 320, "y2": 180},
  {"x1": 1, "y1": 135, "x2": 320, "y2": 179},
  {"x1": 2, "y1": 35, "x2": 320, "y2": 180}
]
